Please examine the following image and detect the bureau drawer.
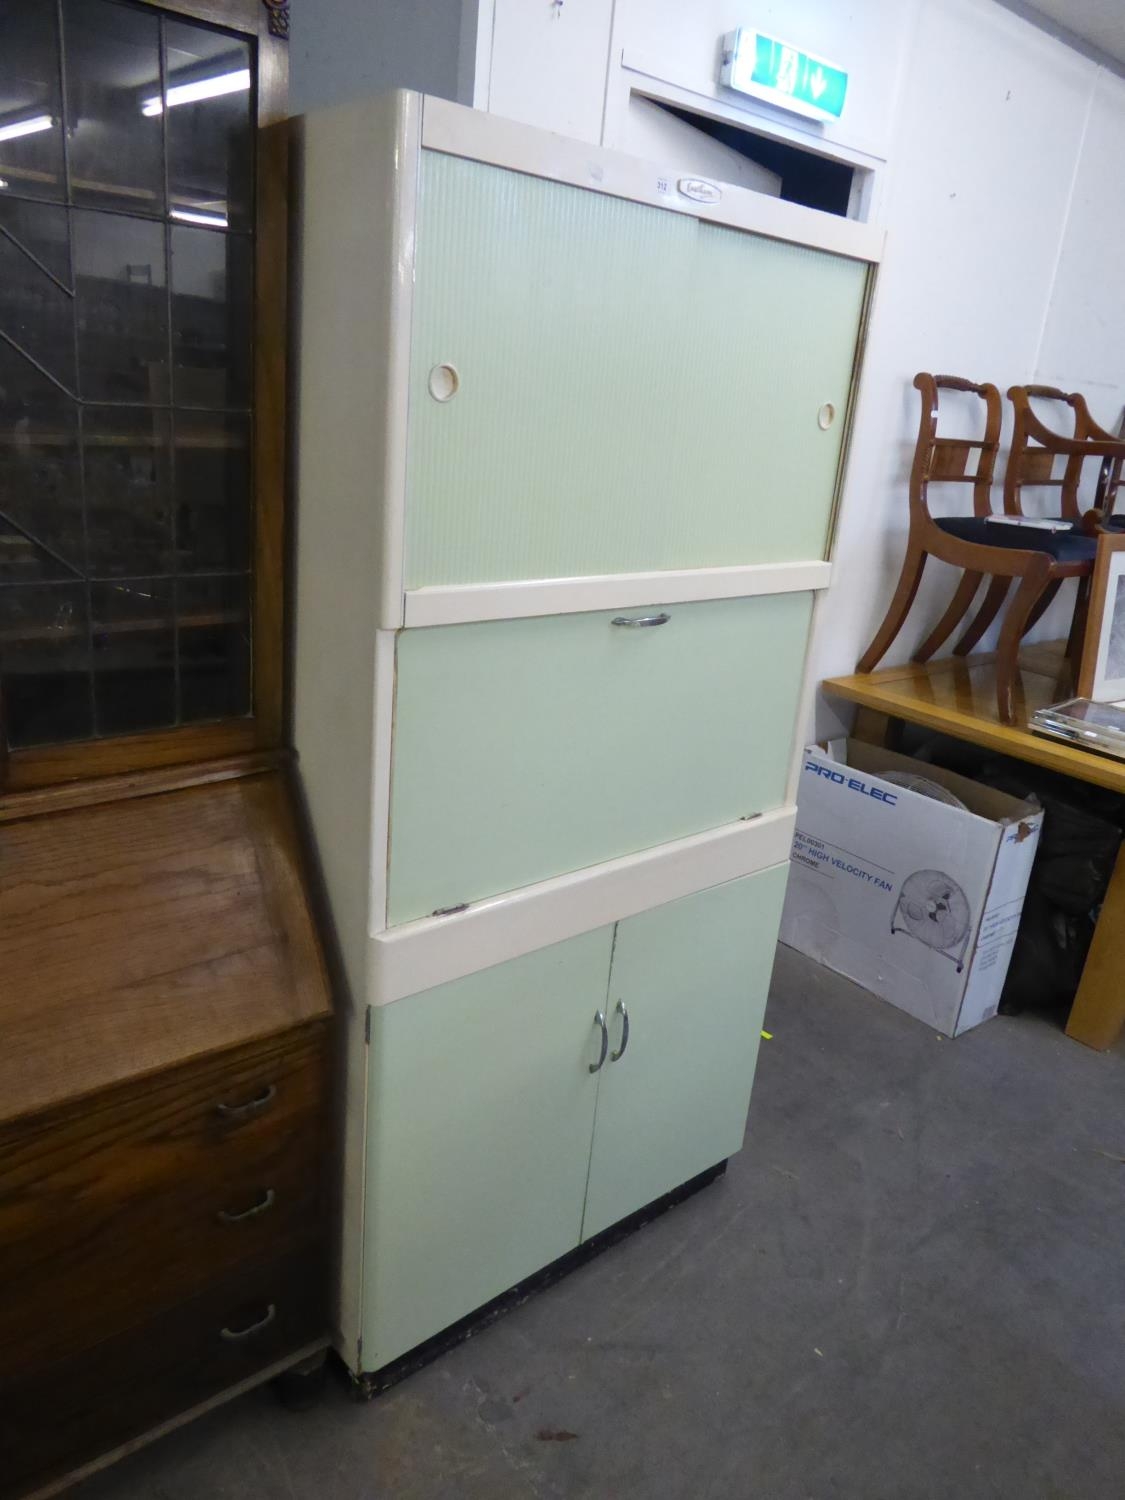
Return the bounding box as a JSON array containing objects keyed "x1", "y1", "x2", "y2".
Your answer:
[
  {"x1": 387, "y1": 592, "x2": 812, "y2": 923},
  {"x1": 0, "y1": 1025, "x2": 329, "y2": 1380},
  {"x1": 0, "y1": 1245, "x2": 327, "y2": 1500}
]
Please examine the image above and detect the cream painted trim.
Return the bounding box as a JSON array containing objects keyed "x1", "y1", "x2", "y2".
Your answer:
[
  {"x1": 786, "y1": 586, "x2": 827, "y2": 807},
  {"x1": 402, "y1": 560, "x2": 831, "y2": 627},
  {"x1": 419, "y1": 93, "x2": 884, "y2": 264},
  {"x1": 376, "y1": 92, "x2": 421, "y2": 631},
  {"x1": 369, "y1": 629, "x2": 396, "y2": 934},
  {"x1": 470, "y1": 0, "x2": 496, "y2": 109},
  {"x1": 369, "y1": 811, "x2": 795, "y2": 1005}
]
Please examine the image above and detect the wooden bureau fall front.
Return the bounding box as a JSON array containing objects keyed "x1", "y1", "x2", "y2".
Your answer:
[{"x1": 0, "y1": 5, "x2": 332, "y2": 1495}]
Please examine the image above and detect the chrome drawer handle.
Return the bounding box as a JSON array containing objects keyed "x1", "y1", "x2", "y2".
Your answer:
[
  {"x1": 610, "y1": 999, "x2": 630, "y2": 1062},
  {"x1": 220, "y1": 1303, "x2": 276, "y2": 1341},
  {"x1": 215, "y1": 1084, "x2": 277, "y2": 1121},
  {"x1": 589, "y1": 1010, "x2": 609, "y2": 1073},
  {"x1": 217, "y1": 1188, "x2": 276, "y2": 1225},
  {"x1": 611, "y1": 612, "x2": 670, "y2": 628}
]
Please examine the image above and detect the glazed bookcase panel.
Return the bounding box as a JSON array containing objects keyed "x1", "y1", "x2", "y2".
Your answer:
[
  {"x1": 403, "y1": 150, "x2": 869, "y2": 591},
  {"x1": 0, "y1": 0, "x2": 288, "y2": 788}
]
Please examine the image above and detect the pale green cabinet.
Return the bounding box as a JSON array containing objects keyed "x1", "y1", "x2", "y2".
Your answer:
[
  {"x1": 295, "y1": 93, "x2": 878, "y2": 1383},
  {"x1": 582, "y1": 865, "x2": 788, "y2": 1238},
  {"x1": 361, "y1": 869, "x2": 783, "y2": 1372},
  {"x1": 361, "y1": 930, "x2": 613, "y2": 1372},
  {"x1": 405, "y1": 151, "x2": 869, "y2": 588},
  {"x1": 388, "y1": 594, "x2": 812, "y2": 923}
]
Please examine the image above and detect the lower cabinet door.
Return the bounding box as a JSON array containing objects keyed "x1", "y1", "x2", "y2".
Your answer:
[
  {"x1": 360, "y1": 928, "x2": 613, "y2": 1372},
  {"x1": 581, "y1": 866, "x2": 789, "y2": 1241}
]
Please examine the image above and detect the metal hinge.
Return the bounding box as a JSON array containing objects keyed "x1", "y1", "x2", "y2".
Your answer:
[{"x1": 432, "y1": 902, "x2": 470, "y2": 917}]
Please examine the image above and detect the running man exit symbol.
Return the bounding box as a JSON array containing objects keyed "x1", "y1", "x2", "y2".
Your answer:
[{"x1": 719, "y1": 29, "x2": 848, "y2": 123}]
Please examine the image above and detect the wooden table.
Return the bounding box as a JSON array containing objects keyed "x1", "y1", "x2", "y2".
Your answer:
[{"x1": 823, "y1": 643, "x2": 1125, "y2": 1051}]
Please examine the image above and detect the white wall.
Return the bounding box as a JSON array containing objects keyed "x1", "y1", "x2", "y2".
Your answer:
[
  {"x1": 475, "y1": 0, "x2": 1125, "y2": 732},
  {"x1": 817, "y1": 2, "x2": 1125, "y2": 734},
  {"x1": 602, "y1": 0, "x2": 912, "y2": 169},
  {"x1": 476, "y1": 0, "x2": 913, "y2": 185}
]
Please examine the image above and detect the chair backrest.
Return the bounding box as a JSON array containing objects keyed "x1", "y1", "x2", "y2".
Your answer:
[
  {"x1": 910, "y1": 372, "x2": 1002, "y2": 522},
  {"x1": 1093, "y1": 407, "x2": 1125, "y2": 518},
  {"x1": 1005, "y1": 386, "x2": 1123, "y2": 519}
]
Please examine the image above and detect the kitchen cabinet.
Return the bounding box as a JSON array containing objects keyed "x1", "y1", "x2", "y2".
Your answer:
[
  {"x1": 294, "y1": 90, "x2": 880, "y2": 1386},
  {"x1": 360, "y1": 870, "x2": 786, "y2": 1373},
  {"x1": 361, "y1": 929, "x2": 614, "y2": 1371},
  {"x1": 405, "y1": 150, "x2": 869, "y2": 590},
  {"x1": 581, "y1": 867, "x2": 787, "y2": 1239},
  {"x1": 388, "y1": 594, "x2": 811, "y2": 922}
]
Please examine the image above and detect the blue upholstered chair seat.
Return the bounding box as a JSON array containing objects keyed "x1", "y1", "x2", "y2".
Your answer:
[{"x1": 934, "y1": 515, "x2": 1096, "y2": 562}]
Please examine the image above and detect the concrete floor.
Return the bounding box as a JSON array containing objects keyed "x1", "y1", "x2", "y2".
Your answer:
[{"x1": 80, "y1": 947, "x2": 1125, "y2": 1500}]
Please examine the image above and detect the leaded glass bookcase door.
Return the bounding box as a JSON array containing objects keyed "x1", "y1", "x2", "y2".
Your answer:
[{"x1": 0, "y1": 0, "x2": 285, "y2": 789}]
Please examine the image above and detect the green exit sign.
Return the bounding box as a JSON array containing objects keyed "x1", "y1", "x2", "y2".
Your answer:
[{"x1": 720, "y1": 29, "x2": 848, "y2": 123}]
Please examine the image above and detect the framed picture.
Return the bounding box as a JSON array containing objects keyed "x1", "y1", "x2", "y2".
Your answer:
[{"x1": 1079, "y1": 533, "x2": 1125, "y2": 701}]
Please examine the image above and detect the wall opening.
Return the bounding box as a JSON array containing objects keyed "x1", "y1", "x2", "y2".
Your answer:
[{"x1": 646, "y1": 98, "x2": 858, "y2": 218}]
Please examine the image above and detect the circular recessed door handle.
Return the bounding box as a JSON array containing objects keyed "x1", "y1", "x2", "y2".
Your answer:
[{"x1": 428, "y1": 363, "x2": 460, "y2": 401}]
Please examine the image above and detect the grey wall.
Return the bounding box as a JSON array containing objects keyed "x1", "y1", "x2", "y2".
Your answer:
[{"x1": 289, "y1": 0, "x2": 475, "y2": 116}]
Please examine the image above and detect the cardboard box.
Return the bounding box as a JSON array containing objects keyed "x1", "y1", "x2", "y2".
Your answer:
[{"x1": 779, "y1": 740, "x2": 1043, "y2": 1037}]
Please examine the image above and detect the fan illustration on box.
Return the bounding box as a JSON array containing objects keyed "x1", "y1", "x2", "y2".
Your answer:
[{"x1": 891, "y1": 870, "x2": 973, "y2": 973}]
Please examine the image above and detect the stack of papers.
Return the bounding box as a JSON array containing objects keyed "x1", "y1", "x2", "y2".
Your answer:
[{"x1": 1031, "y1": 697, "x2": 1125, "y2": 759}]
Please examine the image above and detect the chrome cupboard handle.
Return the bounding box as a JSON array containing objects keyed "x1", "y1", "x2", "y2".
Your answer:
[
  {"x1": 610, "y1": 999, "x2": 630, "y2": 1062},
  {"x1": 215, "y1": 1084, "x2": 276, "y2": 1122},
  {"x1": 217, "y1": 1188, "x2": 276, "y2": 1226},
  {"x1": 611, "y1": 613, "x2": 670, "y2": 628},
  {"x1": 589, "y1": 1010, "x2": 609, "y2": 1073},
  {"x1": 220, "y1": 1303, "x2": 277, "y2": 1341}
]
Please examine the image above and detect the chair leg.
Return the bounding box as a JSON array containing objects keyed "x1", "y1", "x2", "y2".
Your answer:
[
  {"x1": 913, "y1": 570, "x2": 982, "y2": 663},
  {"x1": 1021, "y1": 579, "x2": 1061, "y2": 637},
  {"x1": 996, "y1": 569, "x2": 1050, "y2": 724},
  {"x1": 858, "y1": 543, "x2": 927, "y2": 672},
  {"x1": 1066, "y1": 575, "x2": 1091, "y2": 675},
  {"x1": 954, "y1": 575, "x2": 1010, "y2": 656}
]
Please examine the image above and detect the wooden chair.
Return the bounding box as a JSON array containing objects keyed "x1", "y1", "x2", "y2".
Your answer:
[
  {"x1": 857, "y1": 373, "x2": 1104, "y2": 723},
  {"x1": 1092, "y1": 407, "x2": 1125, "y2": 522},
  {"x1": 953, "y1": 386, "x2": 1120, "y2": 654}
]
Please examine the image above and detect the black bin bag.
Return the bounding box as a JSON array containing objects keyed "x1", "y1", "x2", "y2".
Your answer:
[{"x1": 904, "y1": 735, "x2": 1122, "y2": 1017}]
